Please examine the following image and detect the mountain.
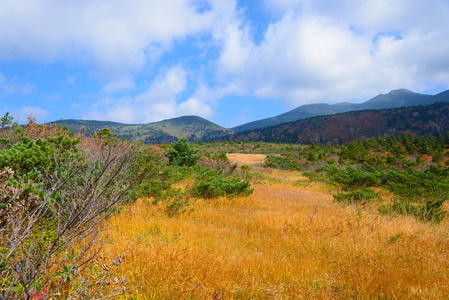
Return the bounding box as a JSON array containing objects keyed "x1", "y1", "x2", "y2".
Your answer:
[
  {"x1": 52, "y1": 88, "x2": 449, "y2": 144},
  {"x1": 223, "y1": 102, "x2": 449, "y2": 145},
  {"x1": 232, "y1": 89, "x2": 449, "y2": 132},
  {"x1": 53, "y1": 115, "x2": 231, "y2": 144}
]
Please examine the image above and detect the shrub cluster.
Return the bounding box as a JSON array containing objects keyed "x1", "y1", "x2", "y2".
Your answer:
[
  {"x1": 141, "y1": 139, "x2": 253, "y2": 217},
  {"x1": 0, "y1": 117, "x2": 159, "y2": 299},
  {"x1": 306, "y1": 163, "x2": 448, "y2": 223},
  {"x1": 195, "y1": 135, "x2": 448, "y2": 224},
  {"x1": 378, "y1": 198, "x2": 446, "y2": 223},
  {"x1": 333, "y1": 187, "x2": 381, "y2": 204},
  {"x1": 191, "y1": 167, "x2": 253, "y2": 199},
  {"x1": 166, "y1": 138, "x2": 200, "y2": 167},
  {"x1": 263, "y1": 142, "x2": 337, "y2": 171}
]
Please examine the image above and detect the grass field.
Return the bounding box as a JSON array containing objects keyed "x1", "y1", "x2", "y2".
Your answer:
[{"x1": 100, "y1": 157, "x2": 449, "y2": 299}]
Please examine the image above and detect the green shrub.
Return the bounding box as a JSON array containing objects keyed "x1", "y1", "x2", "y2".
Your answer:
[
  {"x1": 306, "y1": 161, "x2": 449, "y2": 224},
  {"x1": 264, "y1": 155, "x2": 302, "y2": 170},
  {"x1": 0, "y1": 135, "x2": 80, "y2": 182},
  {"x1": 166, "y1": 138, "x2": 200, "y2": 167},
  {"x1": 379, "y1": 198, "x2": 446, "y2": 223},
  {"x1": 314, "y1": 165, "x2": 382, "y2": 187},
  {"x1": 0, "y1": 118, "x2": 157, "y2": 299},
  {"x1": 139, "y1": 179, "x2": 170, "y2": 200},
  {"x1": 302, "y1": 171, "x2": 331, "y2": 183},
  {"x1": 380, "y1": 167, "x2": 449, "y2": 201},
  {"x1": 333, "y1": 187, "x2": 381, "y2": 204},
  {"x1": 191, "y1": 167, "x2": 253, "y2": 199},
  {"x1": 310, "y1": 164, "x2": 449, "y2": 205}
]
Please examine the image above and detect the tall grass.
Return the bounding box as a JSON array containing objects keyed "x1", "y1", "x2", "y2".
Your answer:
[{"x1": 101, "y1": 176, "x2": 449, "y2": 299}]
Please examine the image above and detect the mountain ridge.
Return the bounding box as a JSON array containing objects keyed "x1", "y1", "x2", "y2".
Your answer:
[
  {"x1": 231, "y1": 89, "x2": 448, "y2": 132},
  {"x1": 220, "y1": 101, "x2": 449, "y2": 145},
  {"x1": 52, "y1": 88, "x2": 449, "y2": 144},
  {"x1": 53, "y1": 115, "x2": 231, "y2": 144}
]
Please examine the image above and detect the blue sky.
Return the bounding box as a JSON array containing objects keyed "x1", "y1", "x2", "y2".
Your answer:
[{"x1": 1, "y1": 0, "x2": 449, "y2": 128}]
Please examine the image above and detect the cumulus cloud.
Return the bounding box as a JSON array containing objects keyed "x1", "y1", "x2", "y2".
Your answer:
[
  {"x1": 207, "y1": 1, "x2": 254, "y2": 77},
  {"x1": 86, "y1": 66, "x2": 215, "y2": 123},
  {"x1": 226, "y1": 0, "x2": 449, "y2": 108},
  {"x1": 178, "y1": 98, "x2": 213, "y2": 116},
  {"x1": 135, "y1": 66, "x2": 215, "y2": 122},
  {"x1": 242, "y1": 15, "x2": 380, "y2": 104},
  {"x1": 106, "y1": 103, "x2": 136, "y2": 124},
  {"x1": 135, "y1": 66, "x2": 187, "y2": 121},
  {"x1": 0, "y1": 0, "x2": 216, "y2": 88},
  {"x1": 84, "y1": 96, "x2": 136, "y2": 123},
  {"x1": 2, "y1": 0, "x2": 449, "y2": 124}
]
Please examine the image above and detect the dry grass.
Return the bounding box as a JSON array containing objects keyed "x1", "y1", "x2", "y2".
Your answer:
[
  {"x1": 227, "y1": 153, "x2": 266, "y2": 166},
  {"x1": 102, "y1": 170, "x2": 449, "y2": 299}
]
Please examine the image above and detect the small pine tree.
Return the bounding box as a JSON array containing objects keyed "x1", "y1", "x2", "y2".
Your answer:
[
  {"x1": 0, "y1": 112, "x2": 13, "y2": 129},
  {"x1": 167, "y1": 138, "x2": 200, "y2": 167},
  {"x1": 98, "y1": 126, "x2": 118, "y2": 138}
]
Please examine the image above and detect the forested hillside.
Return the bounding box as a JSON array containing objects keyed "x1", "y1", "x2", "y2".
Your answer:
[
  {"x1": 54, "y1": 116, "x2": 231, "y2": 143},
  {"x1": 232, "y1": 89, "x2": 449, "y2": 132},
  {"x1": 223, "y1": 102, "x2": 449, "y2": 144}
]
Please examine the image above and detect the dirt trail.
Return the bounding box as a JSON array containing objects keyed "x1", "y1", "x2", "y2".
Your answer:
[{"x1": 227, "y1": 153, "x2": 266, "y2": 166}]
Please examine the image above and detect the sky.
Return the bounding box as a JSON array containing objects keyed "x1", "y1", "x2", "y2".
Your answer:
[{"x1": 1, "y1": 0, "x2": 449, "y2": 128}]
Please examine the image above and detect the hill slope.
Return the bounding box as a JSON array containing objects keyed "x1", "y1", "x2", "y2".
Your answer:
[
  {"x1": 54, "y1": 116, "x2": 231, "y2": 144},
  {"x1": 223, "y1": 102, "x2": 449, "y2": 144},
  {"x1": 232, "y1": 89, "x2": 449, "y2": 132}
]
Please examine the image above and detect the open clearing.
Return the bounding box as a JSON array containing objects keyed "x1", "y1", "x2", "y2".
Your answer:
[
  {"x1": 103, "y1": 167, "x2": 449, "y2": 299},
  {"x1": 227, "y1": 153, "x2": 267, "y2": 166}
]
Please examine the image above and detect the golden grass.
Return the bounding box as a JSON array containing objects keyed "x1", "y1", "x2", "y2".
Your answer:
[
  {"x1": 102, "y1": 173, "x2": 449, "y2": 299},
  {"x1": 227, "y1": 153, "x2": 266, "y2": 166}
]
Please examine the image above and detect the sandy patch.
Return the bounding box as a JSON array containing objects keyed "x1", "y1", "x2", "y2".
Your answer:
[{"x1": 227, "y1": 153, "x2": 266, "y2": 166}]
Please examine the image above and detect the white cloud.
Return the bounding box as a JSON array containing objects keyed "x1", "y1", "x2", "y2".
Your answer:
[
  {"x1": 102, "y1": 77, "x2": 136, "y2": 93},
  {"x1": 84, "y1": 97, "x2": 136, "y2": 123},
  {"x1": 0, "y1": 0, "x2": 216, "y2": 88},
  {"x1": 14, "y1": 106, "x2": 49, "y2": 123},
  {"x1": 3, "y1": 0, "x2": 449, "y2": 124},
  {"x1": 87, "y1": 66, "x2": 214, "y2": 123},
  {"x1": 191, "y1": 81, "x2": 245, "y2": 105},
  {"x1": 223, "y1": 0, "x2": 449, "y2": 108},
  {"x1": 135, "y1": 66, "x2": 215, "y2": 122},
  {"x1": 135, "y1": 66, "x2": 187, "y2": 121},
  {"x1": 178, "y1": 98, "x2": 213, "y2": 117},
  {"x1": 216, "y1": 21, "x2": 253, "y2": 75},
  {"x1": 207, "y1": 1, "x2": 254, "y2": 77},
  {"x1": 106, "y1": 103, "x2": 136, "y2": 124}
]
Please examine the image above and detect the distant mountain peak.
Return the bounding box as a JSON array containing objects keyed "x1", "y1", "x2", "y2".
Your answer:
[
  {"x1": 227, "y1": 101, "x2": 449, "y2": 145},
  {"x1": 53, "y1": 115, "x2": 230, "y2": 144},
  {"x1": 232, "y1": 88, "x2": 449, "y2": 132},
  {"x1": 391, "y1": 88, "x2": 413, "y2": 93}
]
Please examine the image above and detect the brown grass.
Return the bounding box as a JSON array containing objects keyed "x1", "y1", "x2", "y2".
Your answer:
[
  {"x1": 227, "y1": 153, "x2": 266, "y2": 166},
  {"x1": 102, "y1": 170, "x2": 449, "y2": 299}
]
